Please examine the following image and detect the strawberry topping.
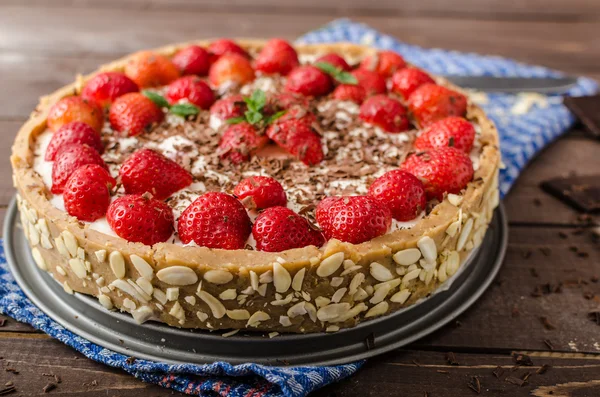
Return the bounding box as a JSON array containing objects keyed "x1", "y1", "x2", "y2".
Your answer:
[
  {"x1": 51, "y1": 143, "x2": 108, "y2": 194},
  {"x1": 63, "y1": 164, "x2": 116, "y2": 222},
  {"x1": 351, "y1": 69, "x2": 387, "y2": 96},
  {"x1": 209, "y1": 53, "x2": 255, "y2": 87},
  {"x1": 359, "y1": 94, "x2": 409, "y2": 132},
  {"x1": 332, "y1": 84, "x2": 366, "y2": 104},
  {"x1": 124, "y1": 51, "x2": 180, "y2": 88},
  {"x1": 218, "y1": 122, "x2": 270, "y2": 163},
  {"x1": 391, "y1": 68, "x2": 435, "y2": 99},
  {"x1": 210, "y1": 94, "x2": 247, "y2": 122},
  {"x1": 172, "y1": 45, "x2": 211, "y2": 76},
  {"x1": 368, "y1": 170, "x2": 427, "y2": 221},
  {"x1": 81, "y1": 72, "x2": 139, "y2": 108},
  {"x1": 315, "y1": 53, "x2": 351, "y2": 72},
  {"x1": 284, "y1": 65, "x2": 333, "y2": 97},
  {"x1": 266, "y1": 116, "x2": 323, "y2": 166},
  {"x1": 408, "y1": 83, "x2": 468, "y2": 128},
  {"x1": 47, "y1": 96, "x2": 104, "y2": 133},
  {"x1": 166, "y1": 76, "x2": 215, "y2": 109},
  {"x1": 208, "y1": 39, "x2": 248, "y2": 62},
  {"x1": 109, "y1": 92, "x2": 164, "y2": 136},
  {"x1": 234, "y1": 176, "x2": 287, "y2": 210},
  {"x1": 255, "y1": 39, "x2": 299, "y2": 76},
  {"x1": 414, "y1": 116, "x2": 476, "y2": 153},
  {"x1": 360, "y1": 50, "x2": 406, "y2": 77},
  {"x1": 45, "y1": 121, "x2": 104, "y2": 161}
]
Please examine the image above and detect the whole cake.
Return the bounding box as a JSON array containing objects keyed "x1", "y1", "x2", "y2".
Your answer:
[{"x1": 11, "y1": 39, "x2": 500, "y2": 333}]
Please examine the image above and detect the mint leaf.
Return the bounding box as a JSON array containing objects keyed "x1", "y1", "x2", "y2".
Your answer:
[
  {"x1": 245, "y1": 110, "x2": 263, "y2": 125},
  {"x1": 265, "y1": 110, "x2": 287, "y2": 125},
  {"x1": 244, "y1": 89, "x2": 266, "y2": 112},
  {"x1": 314, "y1": 62, "x2": 339, "y2": 75},
  {"x1": 225, "y1": 116, "x2": 246, "y2": 125},
  {"x1": 314, "y1": 62, "x2": 357, "y2": 85},
  {"x1": 170, "y1": 103, "x2": 199, "y2": 117},
  {"x1": 142, "y1": 90, "x2": 170, "y2": 109},
  {"x1": 334, "y1": 72, "x2": 358, "y2": 85}
]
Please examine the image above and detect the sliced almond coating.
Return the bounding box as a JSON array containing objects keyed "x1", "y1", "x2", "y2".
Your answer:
[
  {"x1": 40, "y1": 234, "x2": 53, "y2": 250},
  {"x1": 77, "y1": 247, "x2": 85, "y2": 261},
  {"x1": 197, "y1": 290, "x2": 226, "y2": 319},
  {"x1": 402, "y1": 268, "x2": 421, "y2": 286},
  {"x1": 369, "y1": 283, "x2": 391, "y2": 304},
  {"x1": 259, "y1": 270, "x2": 273, "y2": 284},
  {"x1": 31, "y1": 248, "x2": 47, "y2": 270},
  {"x1": 98, "y1": 294, "x2": 113, "y2": 310},
  {"x1": 109, "y1": 251, "x2": 126, "y2": 279},
  {"x1": 136, "y1": 278, "x2": 154, "y2": 295},
  {"x1": 438, "y1": 260, "x2": 448, "y2": 282},
  {"x1": 305, "y1": 302, "x2": 317, "y2": 322},
  {"x1": 446, "y1": 251, "x2": 460, "y2": 276},
  {"x1": 123, "y1": 298, "x2": 136, "y2": 311},
  {"x1": 417, "y1": 236, "x2": 437, "y2": 264},
  {"x1": 54, "y1": 236, "x2": 69, "y2": 258},
  {"x1": 204, "y1": 269, "x2": 233, "y2": 285},
  {"x1": 315, "y1": 296, "x2": 331, "y2": 308},
  {"x1": 110, "y1": 279, "x2": 149, "y2": 303},
  {"x1": 247, "y1": 311, "x2": 270, "y2": 327},
  {"x1": 370, "y1": 262, "x2": 394, "y2": 282},
  {"x1": 340, "y1": 265, "x2": 362, "y2": 276},
  {"x1": 61, "y1": 230, "x2": 78, "y2": 257},
  {"x1": 365, "y1": 301, "x2": 389, "y2": 318},
  {"x1": 390, "y1": 289, "x2": 411, "y2": 304},
  {"x1": 392, "y1": 248, "x2": 421, "y2": 266},
  {"x1": 447, "y1": 193, "x2": 463, "y2": 206},
  {"x1": 317, "y1": 303, "x2": 351, "y2": 322},
  {"x1": 331, "y1": 288, "x2": 347, "y2": 303},
  {"x1": 457, "y1": 218, "x2": 474, "y2": 251},
  {"x1": 446, "y1": 220, "x2": 461, "y2": 237},
  {"x1": 94, "y1": 249, "x2": 107, "y2": 263},
  {"x1": 166, "y1": 287, "x2": 179, "y2": 301},
  {"x1": 28, "y1": 223, "x2": 40, "y2": 246},
  {"x1": 196, "y1": 311, "x2": 208, "y2": 322},
  {"x1": 256, "y1": 283, "x2": 268, "y2": 297},
  {"x1": 227, "y1": 309, "x2": 250, "y2": 321},
  {"x1": 331, "y1": 277, "x2": 344, "y2": 288},
  {"x1": 153, "y1": 289, "x2": 167, "y2": 305},
  {"x1": 184, "y1": 296, "x2": 196, "y2": 305},
  {"x1": 326, "y1": 325, "x2": 340, "y2": 332},
  {"x1": 63, "y1": 281, "x2": 74, "y2": 295},
  {"x1": 343, "y1": 259, "x2": 356, "y2": 270},
  {"x1": 348, "y1": 273, "x2": 365, "y2": 295},
  {"x1": 169, "y1": 301, "x2": 185, "y2": 322},
  {"x1": 291, "y1": 268, "x2": 306, "y2": 292},
  {"x1": 317, "y1": 252, "x2": 344, "y2": 277},
  {"x1": 273, "y1": 262, "x2": 292, "y2": 293},
  {"x1": 374, "y1": 278, "x2": 401, "y2": 291},
  {"x1": 287, "y1": 301, "x2": 307, "y2": 318},
  {"x1": 219, "y1": 289, "x2": 237, "y2": 300},
  {"x1": 156, "y1": 266, "x2": 198, "y2": 286},
  {"x1": 279, "y1": 315, "x2": 292, "y2": 327},
  {"x1": 249, "y1": 270, "x2": 259, "y2": 291},
  {"x1": 68, "y1": 258, "x2": 87, "y2": 279},
  {"x1": 130, "y1": 255, "x2": 154, "y2": 280},
  {"x1": 332, "y1": 302, "x2": 368, "y2": 323},
  {"x1": 132, "y1": 306, "x2": 154, "y2": 324}
]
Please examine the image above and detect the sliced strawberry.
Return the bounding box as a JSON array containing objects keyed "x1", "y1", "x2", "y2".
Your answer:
[
  {"x1": 408, "y1": 83, "x2": 468, "y2": 128},
  {"x1": 107, "y1": 194, "x2": 174, "y2": 245},
  {"x1": 391, "y1": 68, "x2": 435, "y2": 99},
  {"x1": 315, "y1": 53, "x2": 351, "y2": 72},
  {"x1": 234, "y1": 176, "x2": 287, "y2": 210},
  {"x1": 119, "y1": 148, "x2": 193, "y2": 200},
  {"x1": 275, "y1": 106, "x2": 317, "y2": 125},
  {"x1": 252, "y1": 206, "x2": 325, "y2": 252},
  {"x1": 124, "y1": 51, "x2": 180, "y2": 88},
  {"x1": 177, "y1": 192, "x2": 251, "y2": 249},
  {"x1": 208, "y1": 53, "x2": 255, "y2": 87},
  {"x1": 166, "y1": 76, "x2": 215, "y2": 109},
  {"x1": 172, "y1": 45, "x2": 211, "y2": 76},
  {"x1": 210, "y1": 94, "x2": 247, "y2": 122},
  {"x1": 402, "y1": 146, "x2": 474, "y2": 200},
  {"x1": 218, "y1": 122, "x2": 270, "y2": 164},
  {"x1": 51, "y1": 143, "x2": 108, "y2": 194},
  {"x1": 81, "y1": 72, "x2": 139, "y2": 108},
  {"x1": 414, "y1": 116, "x2": 476, "y2": 153},
  {"x1": 255, "y1": 39, "x2": 299, "y2": 76},
  {"x1": 45, "y1": 121, "x2": 104, "y2": 161},
  {"x1": 351, "y1": 69, "x2": 387, "y2": 96},
  {"x1": 332, "y1": 84, "x2": 366, "y2": 104},
  {"x1": 284, "y1": 65, "x2": 333, "y2": 97},
  {"x1": 208, "y1": 39, "x2": 248, "y2": 62},
  {"x1": 359, "y1": 94, "x2": 409, "y2": 132},
  {"x1": 47, "y1": 96, "x2": 104, "y2": 133},
  {"x1": 360, "y1": 50, "x2": 406, "y2": 77},
  {"x1": 267, "y1": 92, "x2": 309, "y2": 111},
  {"x1": 266, "y1": 118, "x2": 324, "y2": 166},
  {"x1": 108, "y1": 92, "x2": 164, "y2": 136},
  {"x1": 316, "y1": 195, "x2": 392, "y2": 244},
  {"x1": 63, "y1": 164, "x2": 116, "y2": 222},
  {"x1": 368, "y1": 169, "x2": 427, "y2": 221}
]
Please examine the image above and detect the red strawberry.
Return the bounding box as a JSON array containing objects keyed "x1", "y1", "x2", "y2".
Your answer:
[
  {"x1": 124, "y1": 51, "x2": 180, "y2": 88},
  {"x1": 234, "y1": 176, "x2": 287, "y2": 210},
  {"x1": 172, "y1": 45, "x2": 211, "y2": 76},
  {"x1": 391, "y1": 68, "x2": 435, "y2": 99},
  {"x1": 414, "y1": 116, "x2": 475, "y2": 153},
  {"x1": 332, "y1": 84, "x2": 366, "y2": 104},
  {"x1": 63, "y1": 164, "x2": 116, "y2": 222},
  {"x1": 284, "y1": 65, "x2": 333, "y2": 97},
  {"x1": 276, "y1": 106, "x2": 317, "y2": 125},
  {"x1": 316, "y1": 195, "x2": 392, "y2": 244},
  {"x1": 81, "y1": 72, "x2": 139, "y2": 108},
  {"x1": 252, "y1": 206, "x2": 325, "y2": 252},
  {"x1": 107, "y1": 194, "x2": 174, "y2": 245},
  {"x1": 210, "y1": 94, "x2": 246, "y2": 122},
  {"x1": 267, "y1": 93, "x2": 309, "y2": 112},
  {"x1": 360, "y1": 51, "x2": 406, "y2": 77},
  {"x1": 402, "y1": 146, "x2": 474, "y2": 200},
  {"x1": 315, "y1": 53, "x2": 351, "y2": 72},
  {"x1": 255, "y1": 39, "x2": 299, "y2": 76},
  {"x1": 266, "y1": 118, "x2": 324, "y2": 165},
  {"x1": 351, "y1": 69, "x2": 387, "y2": 96},
  {"x1": 359, "y1": 95, "x2": 409, "y2": 132},
  {"x1": 209, "y1": 53, "x2": 255, "y2": 87},
  {"x1": 368, "y1": 170, "x2": 426, "y2": 221},
  {"x1": 109, "y1": 92, "x2": 164, "y2": 136},
  {"x1": 45, "y1": 121, "x2": 104, "y2": 161},
  {"x1": 166, "y1": 76, "x2": 215, "y2": 109},
  {"x1": 47, "y1": 96, "x2": 104, "y2": 133},
  {"x1": 51, "y1": 144, "x2": 108, "y2": 194},
  {"x1": 119, "y1": 148, "x2": 193, "y2": 200},
  {"x1": 177, "y1": 192, "x2": 251, "y2": 249},
  {"x1": 408, "y1": 83, "x2": 468, "y2": 128},
  {"x1": 208, "y1": 39, "x2": 248, "y2": 62},
  {"x1": 218, "y1": 122, "x2": 270, "y2": 164}
]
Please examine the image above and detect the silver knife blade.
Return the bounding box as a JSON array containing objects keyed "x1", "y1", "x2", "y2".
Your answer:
[{"x1": 443, "y1": 76, "x2": 578, "y2": 94}]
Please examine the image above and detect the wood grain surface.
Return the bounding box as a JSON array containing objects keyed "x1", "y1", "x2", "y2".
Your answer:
[{"x1": 1, "y1": 1, "x2": 599, "y2": 396}]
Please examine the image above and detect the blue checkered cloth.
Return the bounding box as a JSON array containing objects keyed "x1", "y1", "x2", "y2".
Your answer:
[{"x1": 0, "y1": 18, "x2": 597, "y2": 397}]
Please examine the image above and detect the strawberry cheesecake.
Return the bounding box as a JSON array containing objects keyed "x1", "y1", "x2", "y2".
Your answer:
[{"x1": 11, "y1": 39, "x2": 500, "y2": 333}]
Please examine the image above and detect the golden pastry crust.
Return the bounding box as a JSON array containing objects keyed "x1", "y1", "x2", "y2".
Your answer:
[{"x1": 11, "y1": 40, "x2": 501, "y2": 332}]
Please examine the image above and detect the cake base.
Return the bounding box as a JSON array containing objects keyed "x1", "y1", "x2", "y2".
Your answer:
[{"x1": 5, "y1": 197, "x2": 507, "y2": 366}]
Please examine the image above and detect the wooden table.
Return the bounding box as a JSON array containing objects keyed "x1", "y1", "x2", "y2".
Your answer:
[{"x1": 1, "y1": 1, "x2": 599, "y2": 396}]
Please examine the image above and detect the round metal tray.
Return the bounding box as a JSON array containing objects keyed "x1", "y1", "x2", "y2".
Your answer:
[{"x1": 5, "y1": 198, "x2": 507, "y2": 366}]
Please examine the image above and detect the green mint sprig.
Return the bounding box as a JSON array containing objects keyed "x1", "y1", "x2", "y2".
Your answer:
[
  {"x1": 226, "y1": 89, "x2": 286, "y2": 126},
  {"x1": 142, "y1": 90, "x2": 200, "y2": 118},
  {"x1": 314, "y1": 62, "x2": 358, "y2": 85}
]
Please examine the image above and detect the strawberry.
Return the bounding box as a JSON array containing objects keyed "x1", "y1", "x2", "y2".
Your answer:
[
  {"x1": 275, "y1": 106, "x2": 317, "y2": 125},
  {"x1": 332, "y1": 84, "x2": 366, "y2": 104},
  {"x1": 315, "y1": 53, "x2": 351, "y2": 72},
  {"x1": 266, "y1": 92, "x2": 309, "y2": 113},
  {"x1": 368, "y1": 170, "x2": 426, "y2": 221},
  {"x1": 402, "y1": 146, "x2": 474, "y2": 200},
  {"x1": 109, "y1": 92, "x2": 164, "y2": 136},
  {"x1": 266, "y1": 117, "x2": 323, "y2": 165},
  {"x1": 81, "y1": 72, "x2": 139, "y2": 108},
  {"x1": 360, "y1": 50, "x2": 406, "y2": 77},
  {"x1": 316, "y1": 195, "x2": 392, "y2": 244},
  {"x1": 284, "y1": 65, "x2": 333, "y2": 97},
  {"x1": 47, "y1": 96, "x2": 104, "y2": 133},
  {"x1": 252, "y1": 206, "x2": 325, "y2": 252},
  {"x1": 177, "y1": 192, "x2": 251, "y2": 249},
  {"x1": 210, "y1": 94, "x2": 246, "y2": 121},
  {"x1": 107, "y1": 194, "x2": 174, "y2": 245},
  {"x1": 209, "y1": 53, "x2": 255, "y2": 87},
  {"x1": 218, "y1": 122, "x2": 269, "y2": 164},
  {"x1": 63, "y1": 164, "x2": 116, "y2": 222},
  {"x1": 359, "y1": 94, "x2": 409, "y2": 132},
  {"x1": 51, "y1": 143, "x2": 108, "y2": 194},
  {"x1": 45, "y1": 121, "x2": 104, "y2": 161},
  {"x1": 166, "y1": 76, "x2": 215, "y2": 109},
  {"x1": 208, "y1": 39, "x2": 248, "y2": 62},
  {"x1": 124, "y1": 51, "x2": 180, "y2": 88},
  {"x1": 119, "y1": 148, "x2": 193, "y2": 200},
  {"x1": 391, "y1": 68, "x2": 435, "y2": 99},
  {"x1": 172, "y1": 45, "x2": 211, "y2": 76},
  {"x1": 408, "y1": 83, "x2": 468, "y2": 128},
  {"x1": 255, "y1": 39, "x2": 299, "y2": 76},
  {"x1": 234, "y1": 176, "x2": 287, "y2": 210},
  {"x1": 351, "y1": 69, "x2": 387, "y2": 96},
  {"x1": 414, "y1": 116, "x2": 475, "y2": 153}
]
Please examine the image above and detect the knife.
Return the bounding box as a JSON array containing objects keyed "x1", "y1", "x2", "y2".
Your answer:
[{"x1": 443, "y1": 76, "x2": 578, "y2": 94}]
